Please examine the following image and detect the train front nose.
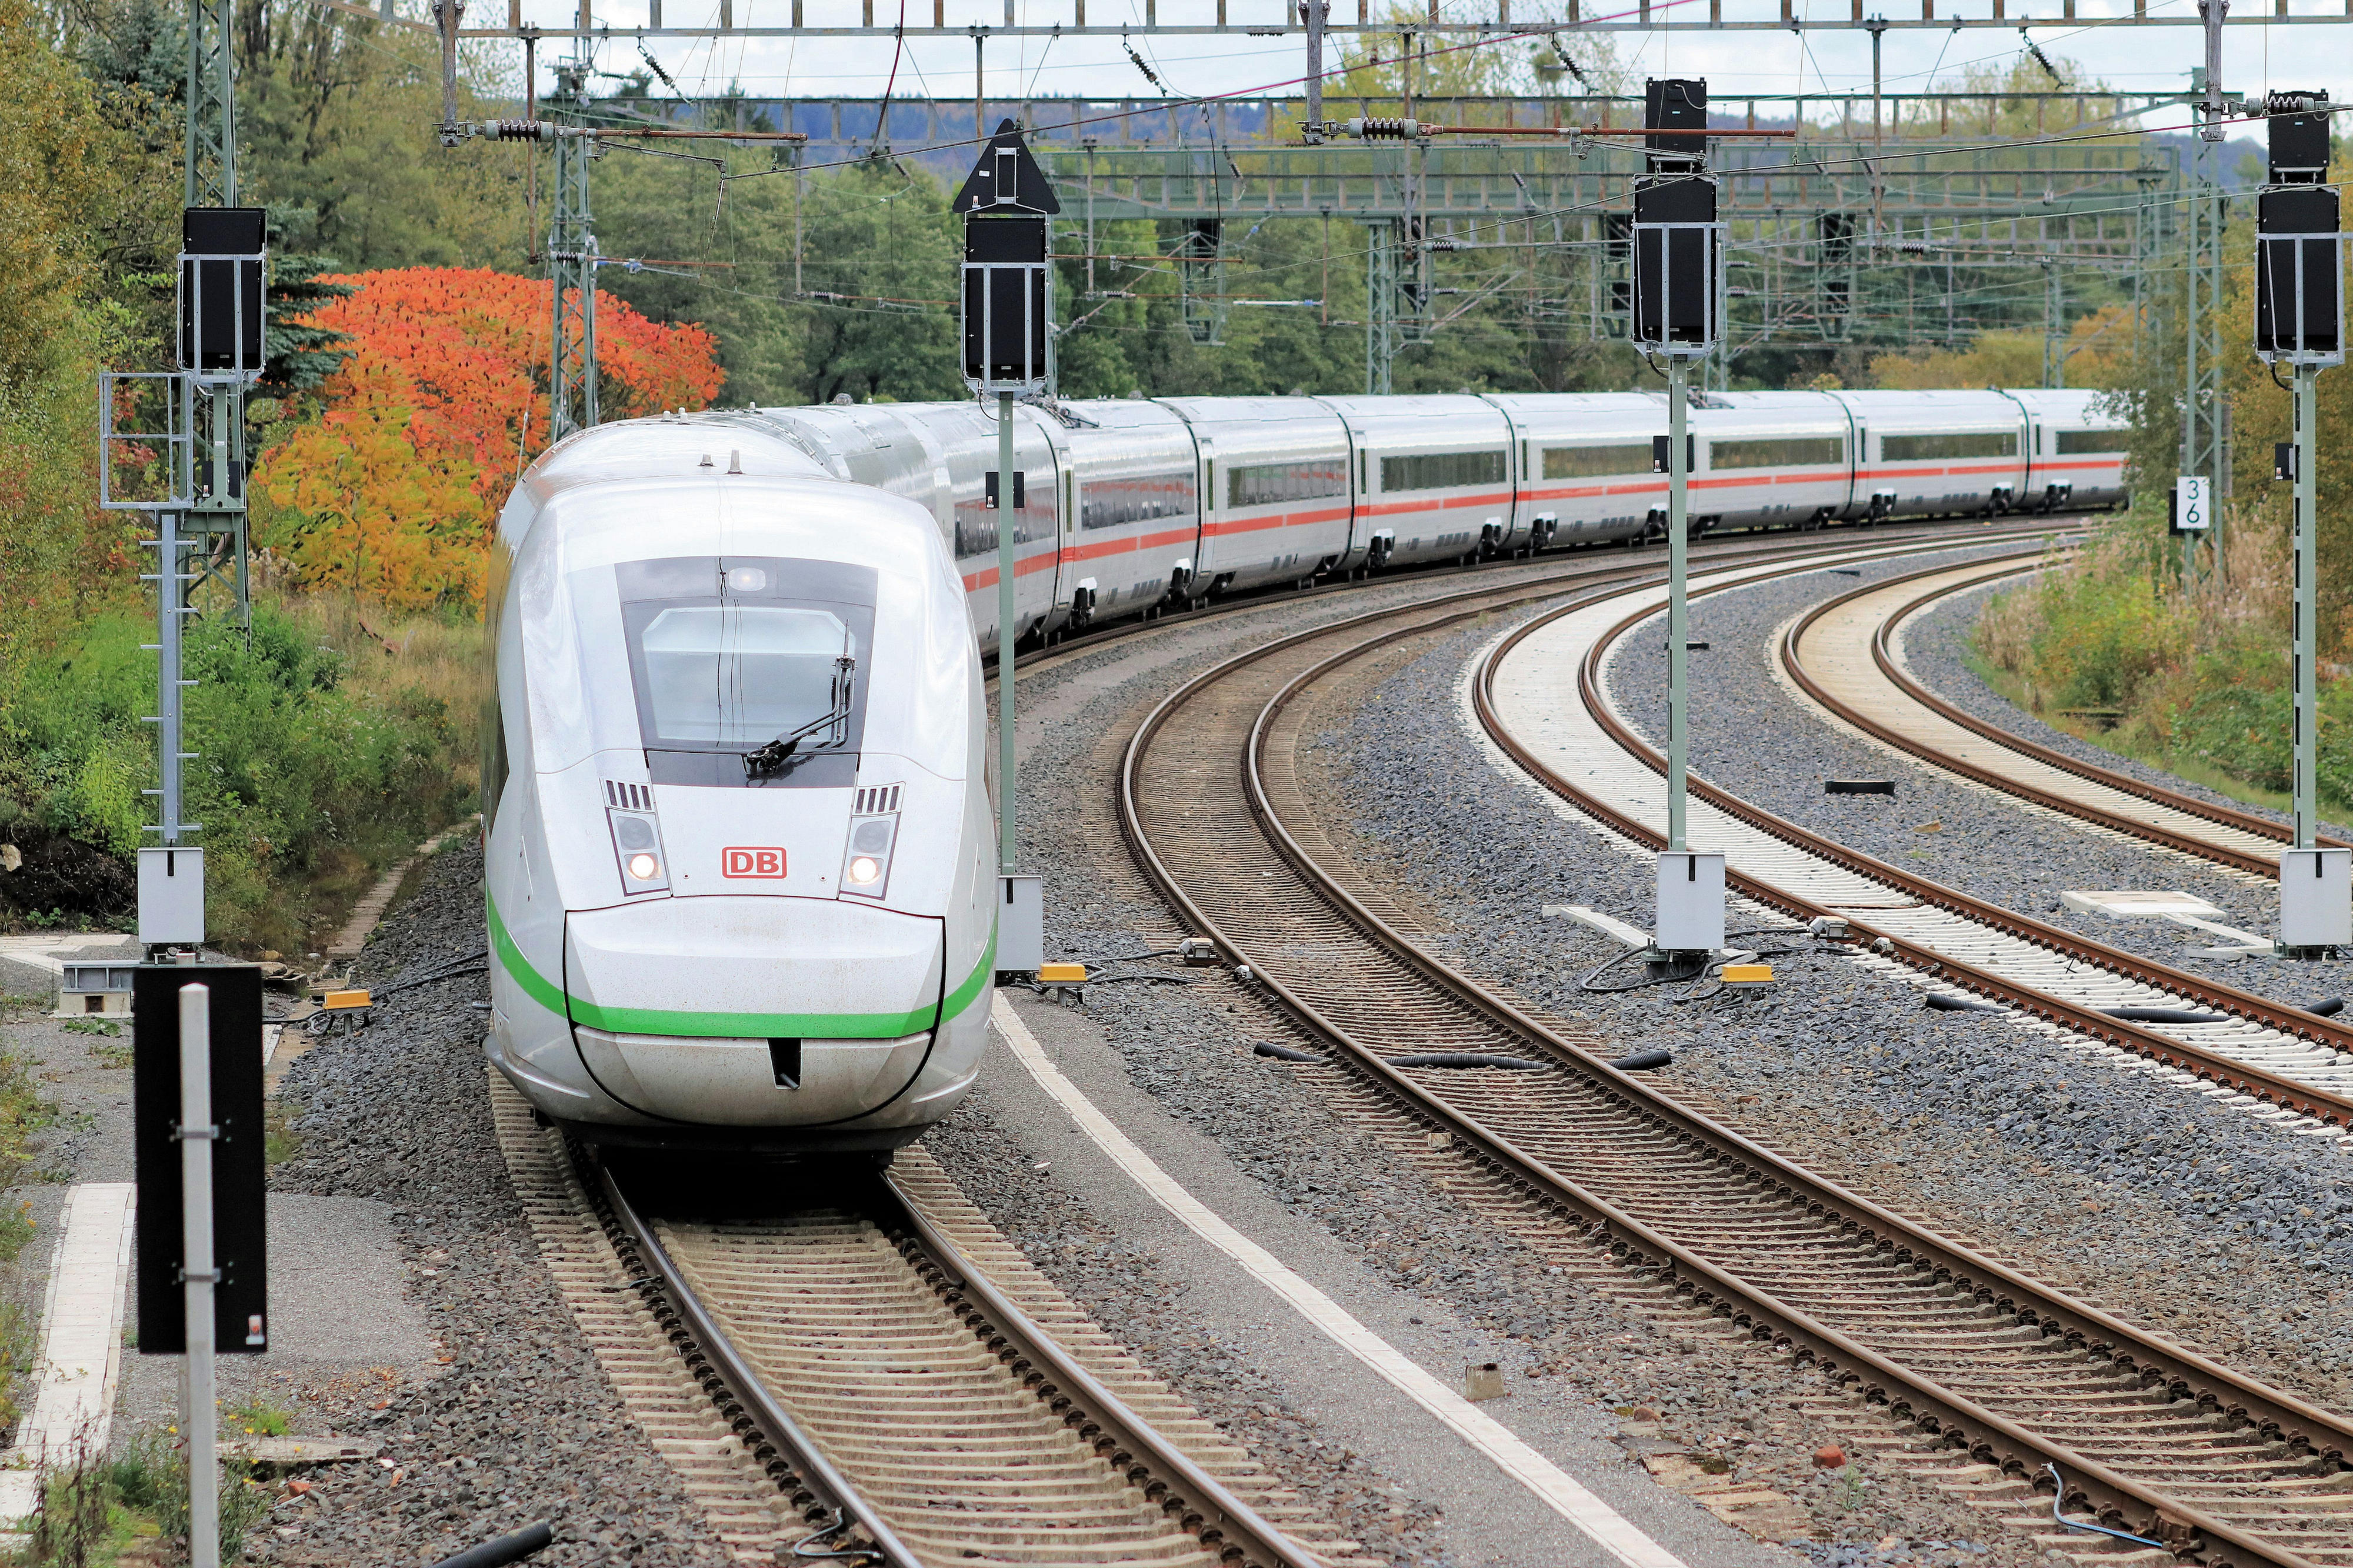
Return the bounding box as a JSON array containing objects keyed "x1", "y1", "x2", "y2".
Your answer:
[{"x1": 562, "y1": 895, "x2": 945, "y2": 1126}]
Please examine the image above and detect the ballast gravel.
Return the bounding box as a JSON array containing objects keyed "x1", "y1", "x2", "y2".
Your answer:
[
  {"x1": 1294, "y1": 551, "x2": 2353, "y2": 1419},
  {"x1": 252, "y1": 843, "x2": 737, "y2": 1568},
  {"x1": 995, "y1": 556, "x2": 2085, "y2": 1568},
  {"x1": 1621, "y1": 546, "x2": 2353, "y2": 997}
]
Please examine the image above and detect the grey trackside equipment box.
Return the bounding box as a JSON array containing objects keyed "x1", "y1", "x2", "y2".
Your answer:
[
  {"x1": 996, "y1": 875, "x2": 1044, "y2": 976},
  {"x1": 1654, "y1": 851, "x2": 1727, "y2": 953},
  {"x1": 2279, "y1": 848, "x2": 2351, "y2": 948},
  {"x1": 137, "y1": 846, "x2": 205, "y2": 946}
]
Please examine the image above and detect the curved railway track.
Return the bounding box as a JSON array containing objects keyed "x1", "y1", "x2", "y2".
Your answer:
[
  {"x1": 1486, "y1": 551, "x2": 2353, "y2": 1119},
  {"x1": 1782, "y1": 555, "x2": 2352, "y2": 879},
  {"x1": 494, "y1": 522, "x2": 2092, "y2": 1566},
  {"x1": 1118, "y1": 546, "x2": 2353, "y2": 1568}
]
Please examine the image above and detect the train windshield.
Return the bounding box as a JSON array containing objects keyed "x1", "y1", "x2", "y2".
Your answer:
[
  {"x1": 639, "y1": 606, "x2": 849, "y2": 746},
  {"x1": 615, "y1": 555, "x2": 876, "y2": 788}
]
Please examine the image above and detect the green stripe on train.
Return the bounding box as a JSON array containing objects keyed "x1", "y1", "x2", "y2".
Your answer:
[{"x1": 485, "y1": 894, "x2": 994, "y2": 1039}]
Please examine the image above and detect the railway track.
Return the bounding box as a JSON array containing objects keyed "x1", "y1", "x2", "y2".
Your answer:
[
  {"x1": 491, "y1": 522, "x2": 2092, "y2": 1566},
  {"x1": 494, "y1": 1067, "x2": 1355, "y2": 1568},
  {"x1": 1781, "y1": 553, "x2": 2351, "y2": 880},
  {"x1": 1118, "y1": 542, "x2": 2353, "y2": 1568},
  {"x1": 1485, "y1": 549, "x2": 2353, "y2": 1121}
]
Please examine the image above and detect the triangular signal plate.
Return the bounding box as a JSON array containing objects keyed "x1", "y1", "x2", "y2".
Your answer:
[{"x1": 951, "y1": 118, "x2": 1061, "y2": 216}]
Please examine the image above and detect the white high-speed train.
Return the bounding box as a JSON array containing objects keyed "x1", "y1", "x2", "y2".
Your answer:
[
  {"x1": 768, "y1": 386, "x2": 2125, "y2": 654},
  {"x1": 482, "y1": 413, "x2": 996, "y2": 1154},
  {"x1": 481, "y1": 386, "x2": 2123, "y2": 1154}
]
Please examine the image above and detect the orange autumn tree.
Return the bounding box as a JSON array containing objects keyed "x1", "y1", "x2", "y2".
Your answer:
[{"x1": 256, "y1": 266, "x2": 723, "y2": 607}]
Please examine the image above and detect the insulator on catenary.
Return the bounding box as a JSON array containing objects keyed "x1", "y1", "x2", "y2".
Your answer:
[
  {"x1": 1344, "y1": 116, "x2": 1422, "y2": 141},
  {"x1": 480, "y1": 119, "x2": 558, "y2": 141}
]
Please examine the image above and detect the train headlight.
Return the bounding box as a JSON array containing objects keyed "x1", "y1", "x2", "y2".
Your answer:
[
  {"x1": 841, "y1": 812, "x2": 898, "y2": 900},
  {"x1": 608, "y1": 806, "x2": 670, "y2": 895}
]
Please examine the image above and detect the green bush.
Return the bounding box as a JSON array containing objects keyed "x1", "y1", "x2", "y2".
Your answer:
[{"x1": 2, "y1": 600, "x2": 474, "y2": 951}]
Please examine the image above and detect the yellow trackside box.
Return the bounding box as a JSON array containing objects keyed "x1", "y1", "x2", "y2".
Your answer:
[
  {"x1": 1036, "y1": 964, "x2": 1088, "y2": 985},
  {"x1": 1721, "y1": 964, "x2": 1774, "y2": 985},
  {"x1": 321, "y1": 989, "x2": 372, "y2": 1010}
]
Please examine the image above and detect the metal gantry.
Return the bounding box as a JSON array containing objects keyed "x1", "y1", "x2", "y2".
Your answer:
[
  {"x1": 548, "y1": 58, "x2": 600, "y2": 441},
  {"x1": 326, "y1": 0, "x2": 2353, "y2": 41},
  {"x1": 1017, "y1": 94, "x2": 2176, "y2": 388}
]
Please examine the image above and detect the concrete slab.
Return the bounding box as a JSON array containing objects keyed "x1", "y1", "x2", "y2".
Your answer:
[
  {"x1": 0, "y1": 935, "x2": 136, "y2": 1003},
  {"x1": 2057, "y1": 890, "x2": 2225, "y2": 920},
  {"x1": 0, "y1": 1182, "x2": 135, "y2": 1523},
  {"x1": 983, "y1": 988, "x2": 1801, "y2": 1568}
]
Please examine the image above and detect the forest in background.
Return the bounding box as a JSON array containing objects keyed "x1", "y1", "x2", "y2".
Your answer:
[{"x1": 4, "y1": 0, "x2": 2317, "y2": 949}]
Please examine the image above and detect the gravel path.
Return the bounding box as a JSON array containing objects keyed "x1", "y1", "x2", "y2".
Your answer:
[
  {"x1": 254, "y1": 844, "x2": 738, "y2": 1567},
  {"x1": 1291, "y1": 563, "x2": 2353, "y2": 1424}
]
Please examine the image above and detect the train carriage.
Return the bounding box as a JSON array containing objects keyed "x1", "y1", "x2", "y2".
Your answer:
[
  {"x1": 1051, "y1": 400, "x2": 1203, "y2": 626},
  {"x1": 1690, "y1": 392, "x2": 1857, "y2": 531},
  {"x1": 1318, "y1": 395, "x2": 1519, "y2": 568},
  {"x1": 2009, "y1": 389, "x2": 2131, "y2": 511},
  {"x1": 1161, "y1": 396, "x2": 1357, "y2": 596},
  {"x1": 1485, "y1": 392, "x2": 1670, "y2": 546},
  {"x1": 1835, "y1": 389, "x2": 2032, "y2": 520}
]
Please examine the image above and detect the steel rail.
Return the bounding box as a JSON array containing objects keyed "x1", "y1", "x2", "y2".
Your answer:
[
  {"x1": 601, "y1": 1155, "x2": 1321, "y2": 1568},
  {"x1": 1782, "y1": 555, "x2": 2353, "y2": 871},
  {"x1": 1114, "y1": 551, "x2": 2347, "y2": 1568},
  {"x1": 1258, "y1": 608, "x2": 2353, "y2": 1560},
  {"x1": 871, "y1": 1174, "x2": 1322, "y2": 1568},
  {"x1": 1538, "y1": 579, "x2": 2353, "y2": 1129},
  {"x1": 1000, "y1": 516, "x2": 2080, "y2": 688},
  {"x1": 594, "y1": 1160, "x2": 921, "y2": 1568}
]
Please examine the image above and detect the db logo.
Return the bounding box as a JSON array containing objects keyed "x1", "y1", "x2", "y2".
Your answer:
[{"x1": 722, "y1": 846, "x2": 787, "y2": 878}]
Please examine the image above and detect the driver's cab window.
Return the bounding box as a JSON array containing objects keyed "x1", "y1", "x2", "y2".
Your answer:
[{"x1": 616, "y1": 556, "x2": 876, "y2": 788}]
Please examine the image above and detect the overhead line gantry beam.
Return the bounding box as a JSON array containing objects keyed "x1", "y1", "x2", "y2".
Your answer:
[{"x1": 330, "y1": 0, "x2": 2353, "y2": 39}]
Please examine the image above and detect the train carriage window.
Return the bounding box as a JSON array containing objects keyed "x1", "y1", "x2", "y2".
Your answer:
[
  {"x1": 615, "y1": 555, "x2": 877, "y2": 788},
  {"x1": 1881, "y1": 431, "x2": 2017, "y2": 462},
  {"x1": 1379, "y1": 451, "x2": 1508, "y2": 492},
  {"x1": 1542, "y1": 444, "x2": 1655, "y2": 479},
  {"x1": 1084, "y1": 469, "x2": 1199, "y2": 529},
  {"x1": 2052, "y1": 429, "x2": 2120, "y2": 455},
  {"x1": 1227, "y1": 459, "x2": 1348, "y2": 510},
  {"x1": 1708, "y1": 436, "x2": 1845, "y2": 471},
  {"x1": 952, "y1": 483, "x2": 1058, "y2": 559}
]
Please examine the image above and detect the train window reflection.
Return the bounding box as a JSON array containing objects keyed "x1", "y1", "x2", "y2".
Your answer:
[
  {"x1": 1881, "y1": 431, "x2": 2016, "y2": 462},
  {"x1": 1709, "y1": 436, "x2": 1844, "y2": 471},
  {"x1": 1085, "y1": 471, "x2": 1198, "y2": 529},
  {"x1": 1379, "y1": 451, "x2": 1507, "y2": 492},
  {"x1": 1227, "y1": 460, "x2": 1348, "y2": 510},
  {"x1": 638, "y1": 605, "x2": 854, "y2": 748},
  {"x1": 1542, "y1": 445, "x2": 1654, "y2": 479},
  {"x1": 2052, "y1": 429, "x2": 2119, "y2": 455}
]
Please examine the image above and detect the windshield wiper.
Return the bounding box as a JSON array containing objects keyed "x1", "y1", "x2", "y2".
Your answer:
[{"x1": 744, "y1": 655, "x2": 856, "y2": 778}]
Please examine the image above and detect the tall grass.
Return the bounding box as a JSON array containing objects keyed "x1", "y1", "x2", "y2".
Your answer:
[
  {"x1": 1975, "y1": 504, "x2": 2353, "y2": 812},
  {"x1": 0, "y1": 579, "x2": 481, "y2": 953}
]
